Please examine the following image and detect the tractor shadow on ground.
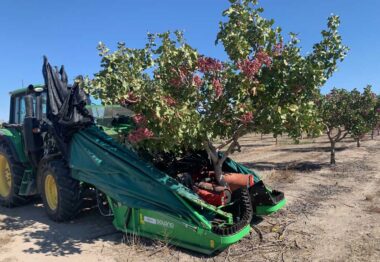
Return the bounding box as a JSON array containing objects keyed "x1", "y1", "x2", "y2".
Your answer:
[{"x1": 0, "y1": 197, "x2": 122, "y2": 256}]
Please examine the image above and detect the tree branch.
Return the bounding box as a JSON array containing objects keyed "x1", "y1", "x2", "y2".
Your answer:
[
  {"x1": 217, "y1": 138, "x2": 234, "y2": 150},
  {"x1": 331, "y1": 127, "x2": 342, "y2": 141},
  {"x1": 220, "y1": 124, "x2": 245, "y2": 163},
  {"x1": 336, "y1": 131, "x2": 349, "y2": 142},
  {"x1": 221, "y1": 140, "x2": 237, "y2": 163},
  {"x1": 203, "y1": 140, "x2": 218, "y2": 163},
  {"x1": 326, "y1": 128, "x2": 333, "y2": 142}
]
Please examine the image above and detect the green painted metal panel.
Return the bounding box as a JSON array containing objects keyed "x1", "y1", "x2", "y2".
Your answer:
[
  {"x1": 0, "y1": 127, "x2": 28, "y2": 163},
  {"x1": 255, "y1": 198, "x2": 287, "y2": 215},
  {"x1": 19, "y1": 169, "x2": 37, "y2": 196},
  {"x1": 109, "y1": 200, "x2": 250, "y2": 255}
]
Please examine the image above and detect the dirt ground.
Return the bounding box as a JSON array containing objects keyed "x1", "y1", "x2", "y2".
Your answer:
[{"x1": 0, "y1": 134, "x2": 379, "y2": 262}]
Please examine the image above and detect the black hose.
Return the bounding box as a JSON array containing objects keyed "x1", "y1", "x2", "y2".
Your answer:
[{"x1": 211, "y1": 187, "x2": 253, "y2": 236}]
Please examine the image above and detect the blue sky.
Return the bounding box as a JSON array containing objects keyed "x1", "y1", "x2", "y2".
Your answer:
[{"x1": 0, "y1": 0, "x2": 379, "y2": 121}]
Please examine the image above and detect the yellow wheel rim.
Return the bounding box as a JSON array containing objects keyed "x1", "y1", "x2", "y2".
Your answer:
[
  {"x1": 0, "y1": 154, "x2": 12, "y2": 198},
  {"x1": 45, "y1": 173, "x2": 58, "y2": 211}
]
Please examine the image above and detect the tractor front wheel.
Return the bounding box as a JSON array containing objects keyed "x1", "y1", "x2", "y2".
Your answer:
[
  {"x1": 40, "y1": 160, "x2": 81, "y2": 221},
  {"x1": 0, "y1": 142, "x2": 28, "y2": 207}
]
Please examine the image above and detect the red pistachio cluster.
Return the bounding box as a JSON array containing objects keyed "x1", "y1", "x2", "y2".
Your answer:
[
  {"x1": 197, "y1": 57, "x2": 223, "y2": 73},
  {"x1": 164, "y1": 95, "x2": 177, "y2": 106},
  {"x1": 192, "y1": 75, "x2": 203, "y2": 88},
  {"x1": 129, "y1": 113, "x2": 153, "y2": 143},
  {"x1": 212, "y1": 79, "x2": 223, "y2": 98},
  {"x1": 169, "y1": 67, "x2": 190, "y2": 88},
  {"x1": 239, "y1": 112, "x2": 253, "y2": 124},
  {"x1": 132, "y1": 114, "x2": 147, "y2": 126},
  {"x1": 237, "y1": 51, "x2": 271, "y2": 80},
  {"x1": 128, "y1": 127, "x2": 154, "y2": 143},
  {"x1": 256, "y1": 51, "x2": 272, "y2": 67},
  {"x1": 169, "y1": 77, "x2": 183, "y2": 88}
]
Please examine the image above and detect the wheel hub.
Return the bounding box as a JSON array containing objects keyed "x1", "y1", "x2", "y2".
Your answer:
[
  {"x1": 0, "y1": 154, "x2": 12, "y2": 198},
  {"x1": 45, "y1": 173, "x2": 58, "y2": 210}
]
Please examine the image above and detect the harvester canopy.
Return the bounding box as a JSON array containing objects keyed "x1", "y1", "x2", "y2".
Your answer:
[{"x1": 70, "y1": 126, "x2": 202, "y2": 220}]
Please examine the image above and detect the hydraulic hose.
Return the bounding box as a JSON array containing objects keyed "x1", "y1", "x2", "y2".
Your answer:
[{"x1": 211, "y1": 187, "x2": 253, "y2": 236}]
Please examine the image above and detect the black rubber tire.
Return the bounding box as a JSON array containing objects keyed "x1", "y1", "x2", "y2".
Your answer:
[
  {"x1": 40, "y1": 160, "x2": 81, "y2": 222},
  {"x1": 0, "y1": 142, "x2": 28, "y2": 207}
]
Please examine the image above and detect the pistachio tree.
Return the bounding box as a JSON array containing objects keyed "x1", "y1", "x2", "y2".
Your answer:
[
  {"x1": 88, "y1": 32, "x2": 260, "y2": 186},
  {"x1": 318, "y1": 89, "x2": 351, "y2": 164},
  {"x1": 87, "y1": 0, "x2": 347, "y2": 185},
  {"x1": 370, "y1": 94, "x2": 380, "y2": 138},
  {"x1": 347, "y1": 86, "x2": 378, "y2": 146},
  {"x1": 216, "y1": 0, "x2": 347, "y2": 141},
  {"x1": 319, "y1": 87, "x2": 378, "y2": 164}
]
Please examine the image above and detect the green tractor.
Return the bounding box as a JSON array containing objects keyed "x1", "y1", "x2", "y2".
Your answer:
[{"x1": 0, "y1": 58, "x2": 285, "y2": 255}]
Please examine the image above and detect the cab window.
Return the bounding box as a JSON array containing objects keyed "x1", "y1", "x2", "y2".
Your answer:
[
  {"x1": 11, "y1": 91, "x2": 47, "y2": 124},
  {"x1": 19, "y1": 97, "x2": 26, "y2": 123},
  {"x1": 41, "y1": 92, "x2": 47, "y2": 118},
  {"x1": 13, "y1": 97, "x2": 20, "y2": 123}
]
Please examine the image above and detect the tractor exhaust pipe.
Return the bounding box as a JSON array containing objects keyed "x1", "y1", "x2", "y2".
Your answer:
[
  {"x1": 25, "y1": 95, "x2": 34, "y2": 118},
  {"x1": 23, "y1": 94, "x2": 43, "y2": 167},
  {"x1": 35, "y1": 95, "x2": 42, "y2": 120}
]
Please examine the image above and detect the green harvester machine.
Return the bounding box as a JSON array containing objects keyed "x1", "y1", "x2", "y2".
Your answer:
[{"x1": 0, "y1": 58, "x2": 285, "y2": 255}]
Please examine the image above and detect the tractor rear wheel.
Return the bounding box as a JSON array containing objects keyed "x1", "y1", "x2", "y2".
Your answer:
[
  {"x1": 0, "y1": 142, "x2": 28, "y2": 207},
  {"x1": 40, "y1": 160, "x2": 81, "y2": 221}
]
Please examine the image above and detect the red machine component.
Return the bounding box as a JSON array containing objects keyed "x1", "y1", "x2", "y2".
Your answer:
[
  {"x1": 192, "y1": 172, "x2": 254, "y2": 206},
  {"x1": 224, "y1": 173, "x2": 254, "y2": 191},
  {"x1": 193, "y1": 182, "x2": 232, "y2": 206}
]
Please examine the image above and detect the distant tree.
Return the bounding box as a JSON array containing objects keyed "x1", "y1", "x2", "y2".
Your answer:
[
  {"x1": 318, "y1": 89, "x2": 351, "y2": 165},
  {"x1": 319, "y1": 87, "x2": 378, "y2": 164},
  {"x1": 347, "y1": 86, "x2": 377, "y2": 147},
  {"x1": 370, "y1": 94, "x2": 380, "y2": 138}
]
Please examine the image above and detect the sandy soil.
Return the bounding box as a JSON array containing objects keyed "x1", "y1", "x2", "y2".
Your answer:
[{"x1": 0, "y1": 134, "x2": 379, "y2": 262}]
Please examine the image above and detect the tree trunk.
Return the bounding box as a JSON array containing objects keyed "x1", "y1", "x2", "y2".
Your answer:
[
  {"x1": 213, "y1": 161, "x2": 227, "y2": 187},
  {"x1": 371, "y1": 129, "x2": 374, "y2": 140},
  {"x1": 203, "y1": 141, "x2": 230, "y2": 187},
  {"x1": 330, "y1": 140, "x2": 336, "y2": 165},
  {"x1": 261, "y1": 133, "x2": 263, "y2": 140},
  {"x1": 356, "y1": 138, "x2": 360, "y2": 147}
]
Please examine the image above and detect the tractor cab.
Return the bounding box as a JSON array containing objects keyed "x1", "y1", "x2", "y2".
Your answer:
[
  {"x1": 8, "y1": 85, "x2": 46, "y2": 125},
  {"x1": 7, "y1": 85, "x2": 133, "y2": 140},
  {"x1": 0, "y1": 85, "x2": 47, "y2": 201}
]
